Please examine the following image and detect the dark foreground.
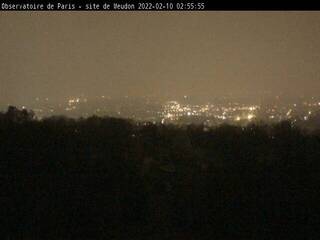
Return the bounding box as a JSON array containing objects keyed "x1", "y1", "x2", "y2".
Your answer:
[{"x1": 1, "y1": 107, "x2": 320, "y2": 239}]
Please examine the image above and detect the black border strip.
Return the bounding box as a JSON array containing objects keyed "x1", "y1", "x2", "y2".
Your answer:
[{"x1": 1, "y1": 0, "x2": 320, "y2": 11}]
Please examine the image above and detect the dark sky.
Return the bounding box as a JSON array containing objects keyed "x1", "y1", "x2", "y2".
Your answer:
[{"x1": 1, "y1": 12, "x2": 320, "y2": 105}]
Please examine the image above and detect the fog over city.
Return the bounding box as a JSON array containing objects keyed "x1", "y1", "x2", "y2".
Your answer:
[{"x1": 1, "y1": 12, "x2": 320, "y2": 125}]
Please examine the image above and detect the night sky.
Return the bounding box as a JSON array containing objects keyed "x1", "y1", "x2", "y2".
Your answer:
[{"x1": 1, "y1": 12, "x2": 320, "y2": 105}]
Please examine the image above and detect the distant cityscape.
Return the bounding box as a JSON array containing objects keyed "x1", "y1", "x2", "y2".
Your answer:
[{"x1": 2, "y1": 94, "x2": 320, "y2": 129}]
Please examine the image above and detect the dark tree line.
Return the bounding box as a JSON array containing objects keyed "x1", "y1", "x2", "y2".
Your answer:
[{"x1": 1, "y1": 106, "x2": 320, "y2": 239}]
